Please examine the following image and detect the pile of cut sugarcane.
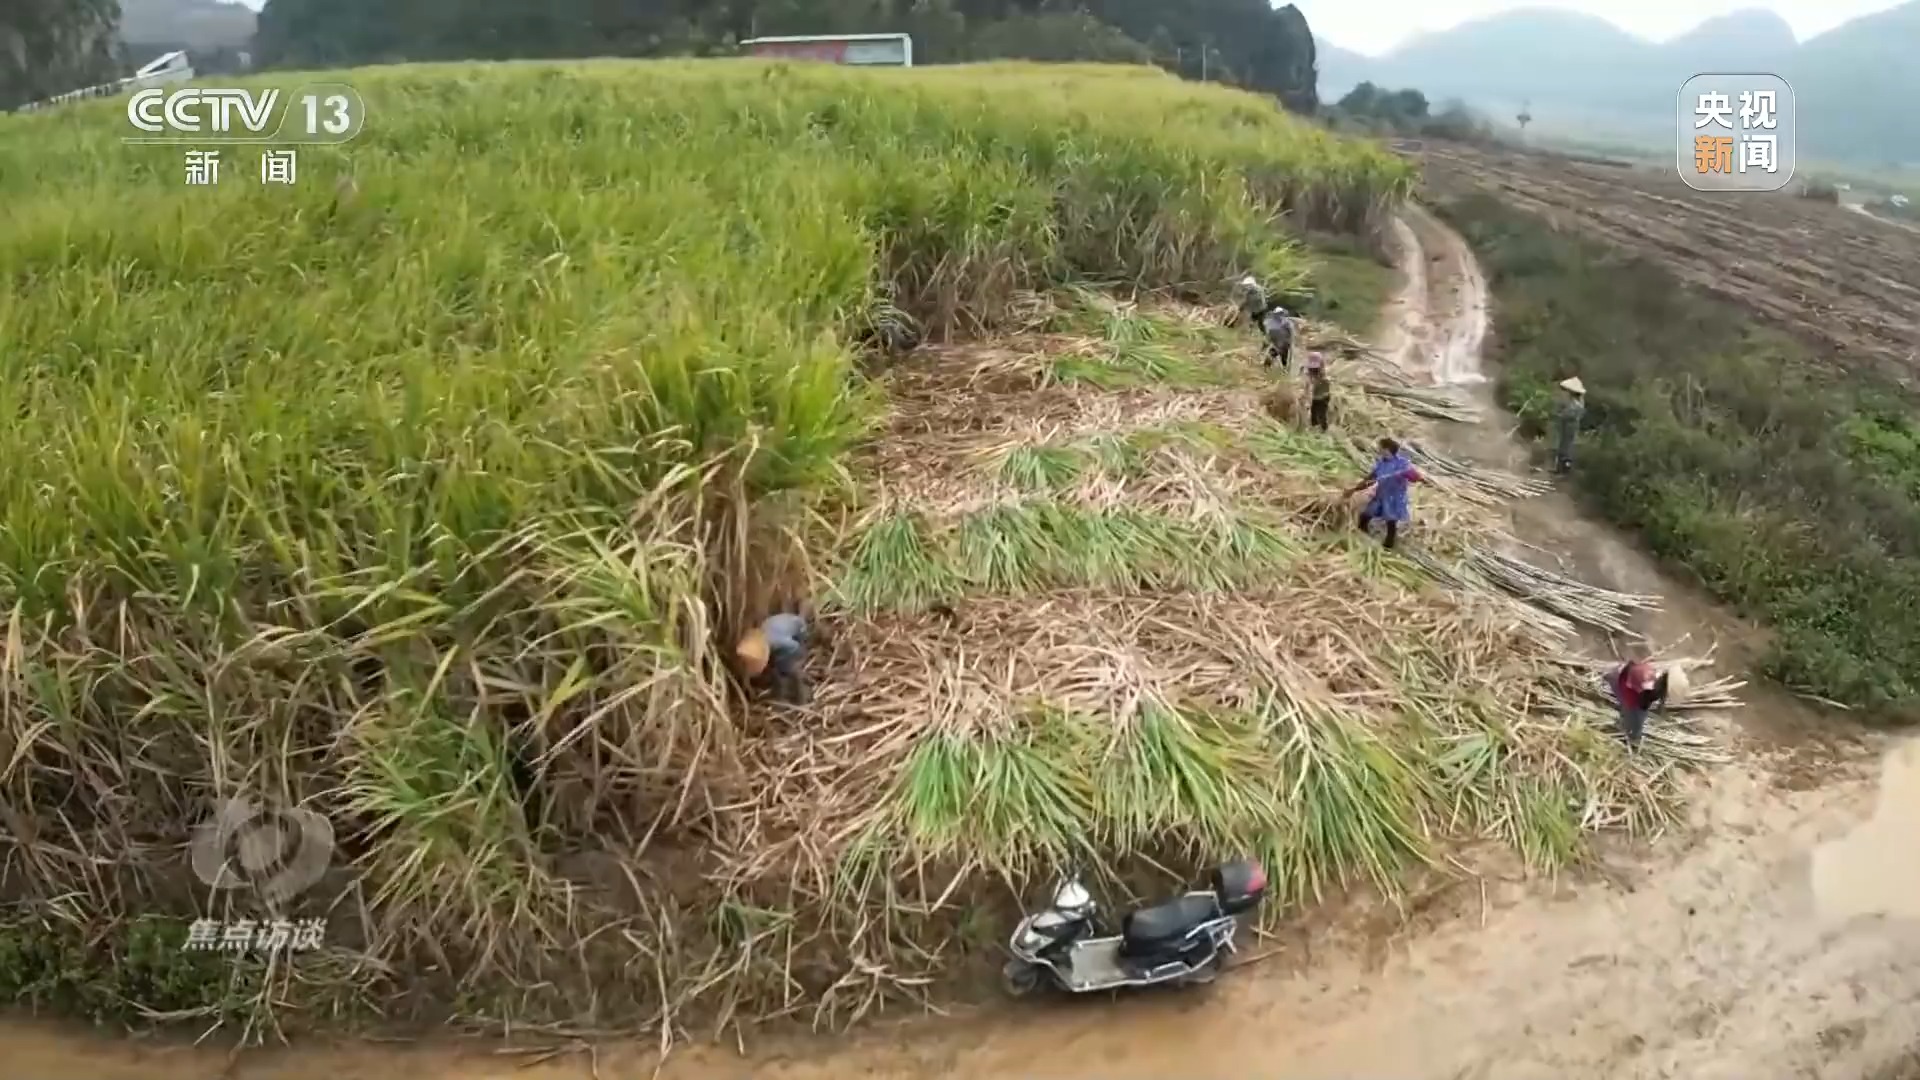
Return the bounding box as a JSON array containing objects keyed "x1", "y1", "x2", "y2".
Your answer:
[
  {"x1": 1325, "y1": 337, "x2": 1485, "y2": 422},
  {"x1": 1465, "y1": 546, "x2": 1660, "y2": 634},
  {"x1": 1547, "y1": 653, "x2": 1741, "y2": 765},
  {"x1": 1405, "y1": 441, "x2": 1551, "y2": 503},
  {"x1": 1355, "y1": 381, "x2": 1481, "y2": 422}
]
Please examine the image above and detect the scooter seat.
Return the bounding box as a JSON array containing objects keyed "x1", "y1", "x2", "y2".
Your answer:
[{"x1": 1121, "y1": 894, "x2": 1220, "y2": 955}]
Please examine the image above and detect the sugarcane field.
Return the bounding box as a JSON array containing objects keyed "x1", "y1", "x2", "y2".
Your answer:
[{"x1": 4, "y1": 33, "x2": 1920, "y2": 1080}]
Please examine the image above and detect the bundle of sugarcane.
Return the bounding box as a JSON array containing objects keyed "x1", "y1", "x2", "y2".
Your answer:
[
  {"x1": 1330, "y1": 342, "x2": 1410, "y2": 379},
  {"x1": 1295, "y1": 489, "x2": 1357, "y2": 532},
  {"x1": 1353, "y1": 380, "x2": 1481, "y2": 423},
  {"x1": 1399, "y1": 547, "x2": 1579, "y2": 642},
  {"x1": 1599, "y1": 712, "x2": 1728, "y2": 763},
  {"x1": 1262, "y1": 383, "x2": 1302, "y2": 426},
  {"x1": 1536, "y1": 667, "x2": 1733, "y2": 766},
  {"x1": 1464, "y1": 547, "x2": 1658, "y2": 633},
  {"x1": 1405, "y1": 442, "x2": 1551, "y2": 502},
  {"x1": 1007, "y1": 289, "x2": 1059, "y2": 333},
  {"x1": 1555, "y1": 654, "x2": 1747, "y2": 712},
  {"x1": 1303, "y1": 327, "x2": 1385, "y2": 363},
  {"x1": 1594, "y1": 709, "x2": 1724, "y2": 763}
]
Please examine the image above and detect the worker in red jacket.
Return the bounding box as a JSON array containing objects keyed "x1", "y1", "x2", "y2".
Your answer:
[{"x1": 1610, "y1": 656, "x2": 1669, "y2": 751}]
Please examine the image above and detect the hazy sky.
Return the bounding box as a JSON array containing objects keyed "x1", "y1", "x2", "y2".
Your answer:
[
  {"x1": 1293, "y1": 0, "x2": 1911, "y2": 55},
  {"x1": 219, "y1": 0, "x2": 1908, "y2": 59}
]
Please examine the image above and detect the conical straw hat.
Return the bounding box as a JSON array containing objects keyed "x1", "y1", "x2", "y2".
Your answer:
[
  {"x1": 735, "y1": 629, "x2": 770, "y2": 676},
  {"x1": 1559, "y1": 376, "x2": 1586, "y2": 394}
]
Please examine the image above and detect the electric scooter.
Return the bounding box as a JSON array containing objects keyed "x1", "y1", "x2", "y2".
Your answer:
[{"x1": 1000, "y1": 858, "x2": 1267, "y2": 996}]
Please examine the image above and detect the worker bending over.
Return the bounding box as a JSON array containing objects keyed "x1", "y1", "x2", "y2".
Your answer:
[
  {"x1": 736, "y1": 611, "x2": 811, "y2": 705},
  {"x1": 1610, "y1": 655, "x2": 1669, "y2": 751}
]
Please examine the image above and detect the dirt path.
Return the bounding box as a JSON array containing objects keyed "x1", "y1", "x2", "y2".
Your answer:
[
  {"x1": 1846, "y1": 203, "x2": 1920, "y2": 236},
  {"x1": 1385, "y1": 206, "x2": 1848, "y2": 759},
  {"x1": 7, "y1": 210, "x2": 1919, "y2": 1080}
]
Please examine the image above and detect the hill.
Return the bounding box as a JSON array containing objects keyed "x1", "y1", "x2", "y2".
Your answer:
[
  {"x1": 1318, "y1": 2, "x2": 1920, "y2": 165},
  {"x1": 250, "y1": 0, "x2": 1322, "y2": 109}
]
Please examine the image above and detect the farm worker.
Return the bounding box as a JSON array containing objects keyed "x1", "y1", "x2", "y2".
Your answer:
[
  {"x1": 1609, "y1": 655, "x2": 1669, "y2": 751},
  {"x1": 1262, "y1": 306, "x2": 1295, "y2": 371},
  {"x1": 1237, "y1": 274, "x2": 1270, "y2": 328},
  {"x1": 735, "y1": 611, "x2": 811, "y2": 705},
  {"x1": 1343, "y1": 437, "x2": 1425, "y2": 550},
  {"x1": 1305, "y1": 352, "x2": 1332, "y2": 431},
  {"x1": 1553, "y1": 376, "x2": 1586, "y2": 474}
]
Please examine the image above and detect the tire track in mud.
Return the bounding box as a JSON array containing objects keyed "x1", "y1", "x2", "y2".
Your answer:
[{"x1": 4, "y1": 211, "x2": 1916, "y2": 1080}]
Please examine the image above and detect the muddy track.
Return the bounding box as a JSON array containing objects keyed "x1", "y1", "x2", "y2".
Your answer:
[
  {"x1": 1419, "y1": 142, "x2": 1920, "y2": 391},
  {"x1": 5, "y1": 211, "x2": 1917, "y2": 1080}
]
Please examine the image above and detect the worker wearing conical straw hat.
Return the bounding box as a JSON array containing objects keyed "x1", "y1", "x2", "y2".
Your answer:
[
  {"x1": 1553, "y1": 376, "x2": 1585, "y2": 476},
  {"x1": 736, "y1": 610, "x2": 811, "y2": 705},
  {"x1": 1609, "y1": 652, "x2": 1670, "y2": 752}
]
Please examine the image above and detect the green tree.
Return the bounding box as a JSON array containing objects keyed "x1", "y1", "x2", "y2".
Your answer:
[
  {"x1": 969, "y1": 10, "x2": 1150, "y2": 63},
  {"x1": 250, "y1": 0, "x2": 1320, "y2": 115},
  {"x1": 1337, "y1": 81, "x2": 1430, "y2": 129}
]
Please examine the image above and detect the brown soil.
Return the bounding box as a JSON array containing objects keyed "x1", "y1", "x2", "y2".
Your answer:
[
  {"x1": 7, "y1": 206, "x2": 1918, "y2": 1080},
  {"x1": 1417, "y1": 141, "x2": 1920, "y2": 392}
]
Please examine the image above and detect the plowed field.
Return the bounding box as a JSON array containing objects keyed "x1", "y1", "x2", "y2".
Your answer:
[{"x1": 1419, "y1": 141, "x2": 1920, "y2": 389}]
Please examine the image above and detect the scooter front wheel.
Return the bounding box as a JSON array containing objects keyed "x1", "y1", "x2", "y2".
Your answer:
[{"x1": 1002, "y1": 959, "x2": 1042, "y2": 997}]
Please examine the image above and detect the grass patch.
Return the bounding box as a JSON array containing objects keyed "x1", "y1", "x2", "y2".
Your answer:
[
  {"x1": 985, "y1": 417, "x2": 1350, "y2": 496},
  {"x1": 835, "y1": 500, "x2": 1308, "y2": 613},
  {"x1": 834, "y1": 510, "x2": 965, "y2": 613},
  {"x1": 997, "y1": 443, "x2": 1097, "y2": 491},
  {"x1": 862, "y1": 680, "x2": 1648, "y2": 916},
  {"x1": 1240, "y1": 417, "x2": 1364, "y2": 476},
  {"x1": 1049, "y1": 339, "x2": 1231, "y2": 388},
  {"x1": 0, "y1": 912, "x2": 263, "y2": 1026},
  {"x1": 1297, "y1": 232, "x2": 1398, "y2": 335},
  {"x1": 1438, "y1": 191, "x2": 1920, "y2": 721}
]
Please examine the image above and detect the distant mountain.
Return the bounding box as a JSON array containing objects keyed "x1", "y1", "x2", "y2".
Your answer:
[
  {"x1": 1313, "y1": 37, "x2": 1375, "y2": 99},
  {"x1": 1317, "y1": 3, "x2": 1920, "y2": 166},
  {"x1": 120, "y1": 0, "x2": 256, "y2": 49},
  {"x1": 1792, "y1": 1, "x2": 1920, "y2": 166},
  {"x1": 1665, "y1": 8, "x2": 1795, "y2": 59}
]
